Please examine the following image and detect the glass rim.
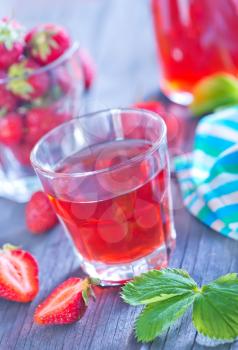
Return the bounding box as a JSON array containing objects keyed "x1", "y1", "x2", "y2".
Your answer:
[
  {"x1": 0, "y1": 41, "x2": 80, "y2": 84},
  {"x1": 31, "y1": 107, "x2": 167, "y2": 178}
]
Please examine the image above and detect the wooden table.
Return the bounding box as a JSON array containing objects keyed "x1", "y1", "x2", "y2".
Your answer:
[{"x1": 1, "y1": 1, "x2": 238, "y2": 349}]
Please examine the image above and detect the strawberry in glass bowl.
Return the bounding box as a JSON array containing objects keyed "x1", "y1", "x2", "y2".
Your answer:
[{"x1": 0, "y1": 19, "x2": 95, "y2": 202}]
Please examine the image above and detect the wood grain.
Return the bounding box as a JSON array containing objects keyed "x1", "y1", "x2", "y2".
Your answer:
[{"x1": 0, "y1": 1, "x2": 238, "y2": 349}]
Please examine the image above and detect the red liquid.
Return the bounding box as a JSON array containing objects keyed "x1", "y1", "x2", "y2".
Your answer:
[
  {"x1": 48, "y1": 139, "x2": 173, "y2": 265},
  {"x1": 152, "y1": 0, "x2": 238, "y2": 93}
]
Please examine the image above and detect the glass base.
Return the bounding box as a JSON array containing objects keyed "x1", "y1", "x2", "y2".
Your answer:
[
  {"x1": 162, "y1": 89, "x2": 193, "y2": 106},
  {"x1": 0, "y1": 173, "x2": 41, "y2": 202},
  {"x1": 76, "y1": 244, "x2": 173, "y2": 286}
]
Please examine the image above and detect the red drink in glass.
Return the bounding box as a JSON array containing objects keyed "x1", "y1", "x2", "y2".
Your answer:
[
  {"x1": 31, "y1": 109, "x2": 175, "y2": 285},
  {"x1": 49, "y1": 140, "x2": 173, "y2": 265},
  {"x1": 151, "y1": 0, "x2": 238, "y2": 104}
]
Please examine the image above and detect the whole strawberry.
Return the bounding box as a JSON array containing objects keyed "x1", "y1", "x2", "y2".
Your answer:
[
  {"x1": 12, "y1": 141, "x2": 32, "y2": 166},
  {"x1": 0, "y1": 71, "x2": 18, "y2": 114},
  {"x1": 0, "y1": 18, "x2": 24, "y2": 70},
  {"x1": 0, "y1": 244, "x2": 39, "y2": 303},
  {"x1": 133, "y1": 101, "x2": 180, "y2": 145},
  {"x1": 25, "y1": 24, "x2": 71, "y2": 65},
  {"x1": 0, "y1": 113, "x2": 23, "y2": 146},
  {"x1": 26, "y1": 191, "x2": 58, "y2": 234},
  {"x1": 7, "y1": 58, "x2": 49, "y2": 101},
  {"x1": 34, "y1": 277, "x2": 98, "y2": 325},
  {"x1": 25, "y1": 106, "x2": 61, "y2": 145},
  {"x1": 51, "y1": 65, "x2": 72, "y2": 98},
  {"x1": 79, "y1": 48, "x2": 96, "y2": 90}
]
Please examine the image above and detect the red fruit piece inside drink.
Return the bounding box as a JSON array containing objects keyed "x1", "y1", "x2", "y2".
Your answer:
[
  {"x1": 0, "y1": 244, "x2": 39, "y2": 303},
  {"x1": 25, "y1": 24, "x2": 71, "y2": 65},
  {"x1": 34, "y1": 277, "x2": 98, "y2": 325},
  {"x1": 25, "y1": 106, "x2": 62, "y2": 145},
  {"x1": 0, "y1": 18, "x2": 24, "y2": 70},
  {"x1": 7, "y1": 59, "x2": 49, "y2": 101},
  {"x1": 0, "y1": 113, "x2": 23, "y2": 146},
  {"x1": 26, "y1": 191, "x2": 58, "y2": 234}
]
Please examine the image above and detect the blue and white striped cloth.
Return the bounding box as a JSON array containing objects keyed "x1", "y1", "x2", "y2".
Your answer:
[{"x1": 174, "y1": 107, "x2": 238, "y2": 239}]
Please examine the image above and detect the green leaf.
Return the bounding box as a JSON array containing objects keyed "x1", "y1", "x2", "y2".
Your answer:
[
  {"x1": 121, "y1": 268, "x2": 198, "y2": 306},
  {"x1": 136, "y1": 293, "x2": 195, "y2": 342},
  {"x1": 82, "y1": 289, "x2": 89, "y2": 306},
  {"x1": 7, "y1": 61, "x2": 34, "y2": 99},
  {"x1": 193, "y1": 273, "x2": 238, "y2": 340},
  {"x1": 190, "y1": 73, "x2": 238, "y2": 116}
]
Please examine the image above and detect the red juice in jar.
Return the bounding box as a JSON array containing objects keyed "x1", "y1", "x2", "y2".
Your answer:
[
  {"x1": 151, "y1": 0, "x2": 238, "y2": 103},
  {"x1": 48, "y1": 139, "x2": 174, "y2": 265}
]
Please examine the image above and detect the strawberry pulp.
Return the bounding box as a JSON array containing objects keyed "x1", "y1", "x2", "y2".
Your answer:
[
  {"x1": 48, "y1": 139, "x2": 174, "y2": 265},
  {"x1": 152, "y1": 0, "x2": 238, "y2": 94}
]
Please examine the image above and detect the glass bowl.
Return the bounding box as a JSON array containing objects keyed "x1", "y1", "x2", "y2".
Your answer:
[{"x1": 0, "y1": 42, "x2": 84, "y2": 202}]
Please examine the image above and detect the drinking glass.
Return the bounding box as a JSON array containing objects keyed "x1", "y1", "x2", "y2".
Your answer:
[
  {"x1": 151, "y1": 0, "x2": 238, "y2": 104},
  {"x1": 0, "y1": 43, "x2": 84, "y2": 202},
  {"x1": 31, "y1": 108, "x2": 176, "y2": 285}
]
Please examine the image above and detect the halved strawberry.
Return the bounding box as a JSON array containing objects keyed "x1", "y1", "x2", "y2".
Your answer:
[
  {"x1": 34, "y1": 277, "x2": 99, "y2": 325},
  {"x1": 0, "y1": 244, "x2": 39, "y2": 302}
]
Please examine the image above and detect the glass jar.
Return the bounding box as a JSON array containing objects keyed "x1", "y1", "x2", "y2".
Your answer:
[
  {"x1": 151, "y1": 0, "x2": 238, "y2": 104},
  {"x1": 0, "y1": 42, "x2": 84, "y2": 202}
]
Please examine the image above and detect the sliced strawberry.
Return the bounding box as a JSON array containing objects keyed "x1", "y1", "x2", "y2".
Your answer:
[
  {"x1": 25, "y1": 24, "x2": 71, "y2": 65},
  {"x1": 34, "y1": 277, "x2": 99, "y2": 325},
  {"x1": 0, "y1": 244, "x2": 39, "y2": 302},
  {"x1": 0, "y1": 113, "x2": 23, "y2": 146},
  {"x1": 26, "y1": 191, "x2": 58, "y2": 234},
  {"x1": 7, "y1": 58, "x2": 49, "y2": 101}
]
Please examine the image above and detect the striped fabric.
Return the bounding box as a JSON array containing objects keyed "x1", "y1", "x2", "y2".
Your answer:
[{"x1": 174, "y1": 107, "x2": 238, "y2": 239}]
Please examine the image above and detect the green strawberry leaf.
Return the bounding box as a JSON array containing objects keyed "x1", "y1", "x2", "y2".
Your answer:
[
  {"x1": 135, "y1": 293, "x2": 195, "y2": 342},
  {"x1": 121, "y1": 268, "x2": 198, "y2": 306},
  {"x1": 122, "y1": 270, "x2": 238, "y2": 344},
  {"x1": 0, "y1": 19, "x2": 23, "y2": 50},
  {"x1": 8, "y1": 79, "x2": 33, "y2": 99},
  {"x1": 32, "y1": 31, "x2": 58, "y2": 60},
  {"x1": 7, "y1": 61, "x2": 34, "y2": 98},
  {"x1": 193, "y1": 273, "x2": 238, "y2": 340}
]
